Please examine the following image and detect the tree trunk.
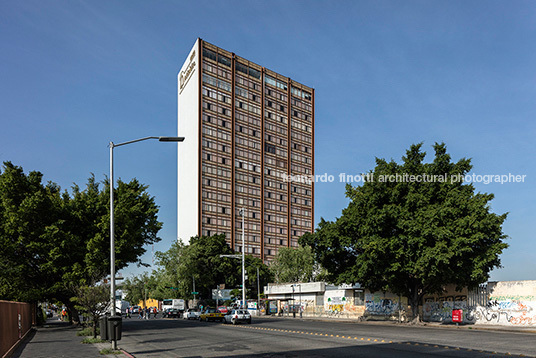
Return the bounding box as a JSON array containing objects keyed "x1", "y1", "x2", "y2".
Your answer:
[
  {"x1": 93, "y1": 317, "x2": 99, "y2": 339},
  {"x1": 408, "y1": 285, "x2": 422, "y2": 322},
  {"x1": 64, "y1": 301, "x2": 80, "y2": 325}
]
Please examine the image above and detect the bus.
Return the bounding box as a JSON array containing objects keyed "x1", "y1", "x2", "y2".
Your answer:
[{"x1": 162, "y1": 299, "x2": 185, "y2": 312}]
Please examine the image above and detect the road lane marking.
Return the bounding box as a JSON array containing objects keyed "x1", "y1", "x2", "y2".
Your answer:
[
  {"x1": 222, "y1": 324, "x2": 398, "y2": 348},
  {"x1": 220, "y1": 324, "x2": 536, "y2": 357}
]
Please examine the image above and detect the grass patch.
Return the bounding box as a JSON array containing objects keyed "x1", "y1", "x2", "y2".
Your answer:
[
  {"x1": 100, "y1": 348, "x2": 122, "y2": 355},
  {"x1": 77, "y1": 327, "x2": 98, "y2": 336},
  {"x1": 82, "y1": 337, "x2": 107, "y2": 344}
]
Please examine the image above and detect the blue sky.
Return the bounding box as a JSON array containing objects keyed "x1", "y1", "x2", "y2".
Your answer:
[{"x1": 1, "y1": 1, "x2": 535, "y2": 281}]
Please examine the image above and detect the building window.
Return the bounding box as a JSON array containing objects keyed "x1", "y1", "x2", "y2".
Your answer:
[
  {"x1": 265, "y1": 143, "x2": 276, "y2": 154},
  {"x1": 218, "y1": 54, "x2": 231, "y2": 67},
  {"x1": 354, "y1": 291, "x2": 365, "y2": 306},
  {"x1": 203, "y1": 48, "x2": 217, "y2": 61}
]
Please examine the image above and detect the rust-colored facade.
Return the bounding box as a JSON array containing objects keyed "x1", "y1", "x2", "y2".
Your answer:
[{"x1": 178, "y1": 39, "x2": 314, "y2": 263}]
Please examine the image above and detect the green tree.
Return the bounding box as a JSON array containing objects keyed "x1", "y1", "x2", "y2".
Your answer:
[
  {"x1": 153, "y1": 240, "x2": 187, "y2": 299},
  {"x1": 154, "y1": 235, "x2": 273, "y2": 302},
  {"x1": 173, "y1": 234, "x2": 238, "y2": 300},
  {"x1": 245, "y1": 255, "x2": 273, "y2": 298},
  {"x1": 123, "y1": 272, "x2": 155, "y2": 307},
  {"x1": 269, "y1": 246, "x2": 317, "y2": 283},
  {"x1": 0, "y1": 162, "x2": 162, "y2": 324},
  {"x1": 71, "y1": 284, "x2": 109, "y2": 338},
  {"x1": 300, "y1": 143, "x2": 508, "y2": 320},
  {"x1": 0, "y1": 162, "x2": 68, "y2": 302}
]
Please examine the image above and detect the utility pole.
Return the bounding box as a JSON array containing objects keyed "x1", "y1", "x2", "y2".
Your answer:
[
  {"x1": 257, "y1": 267, "x2": 260, "y2": 316},
  {"x1": 144, "y1": 281, "x2": 148, "y2": 320},
  {"x1": 193, "y1": 275, "x2": 197, "y2": 307},
  {"x1": 240, "y1": 208, "x2": 245, "y2": 309},
  {"x1": 299, "y1": 284, "x2": 302, "y2": 318}
]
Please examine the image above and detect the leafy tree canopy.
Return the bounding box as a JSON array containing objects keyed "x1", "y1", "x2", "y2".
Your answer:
[
  {"x1": 0, "y1": 161, "x2": 162, "y2": 321},
  {"x1": 151, "y1": 234, "x2": 273, "y2": 302},
  {"x1": 300, "y1": 143, "x2": 508, "y2": 318},
  {"x1": 269, "y1": 245, "x2": 324, "y2": 283}
]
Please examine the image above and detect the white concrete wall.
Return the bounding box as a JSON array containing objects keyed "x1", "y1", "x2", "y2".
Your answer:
[{"x1": 177, "y1": 39, "x2": 200, "y2": 244}]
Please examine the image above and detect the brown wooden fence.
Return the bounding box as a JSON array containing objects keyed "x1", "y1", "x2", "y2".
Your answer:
[{"x1": 0, "y1": 300, "x2": 36, "y2": 358}]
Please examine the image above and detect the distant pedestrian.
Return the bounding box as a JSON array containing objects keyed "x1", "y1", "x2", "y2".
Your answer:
[{"x1": 138, "y1": 308, "x2": 143, "y2": 319}]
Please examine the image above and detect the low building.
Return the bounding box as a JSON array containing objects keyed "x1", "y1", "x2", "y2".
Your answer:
[
  {"x1": 264, "y1": 280, "x2": 536, "y2": 326},
  {"x1": 264, "y1": 282, "x2": 405, "y2": 320}
]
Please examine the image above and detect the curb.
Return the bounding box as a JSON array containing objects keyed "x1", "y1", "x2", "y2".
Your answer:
[
  {"x1": 258, "y1": 314, "x2": 536, "y2": 334},
  {"x1": 120, "y1": 349, "x2": 135, "y2": 358}
]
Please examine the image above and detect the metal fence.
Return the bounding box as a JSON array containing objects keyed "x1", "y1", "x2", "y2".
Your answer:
[{"x1": 0, "y1": 300, "x2": 36, "y2": 357}]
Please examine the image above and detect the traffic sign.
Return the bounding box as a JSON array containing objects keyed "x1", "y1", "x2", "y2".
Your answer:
[{"x1": 191, "y1": 292, "x2": 199, "y2": 295}]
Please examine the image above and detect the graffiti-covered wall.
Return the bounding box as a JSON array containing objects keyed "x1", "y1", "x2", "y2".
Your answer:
[
  {"x1": 423, "y1": 300, "x2": 470, "y2": 323},
  {"x1": 324, "y1": 289, "x2": 365, "y2": 317},
  {"x1": 423, "y1": 281, "x2": 536, "y2": 326},
  {"x1": 365, "y1": 292, "x2": 407, "y2": 318}
]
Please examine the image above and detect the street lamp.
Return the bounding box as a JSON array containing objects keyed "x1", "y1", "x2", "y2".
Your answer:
[
  {"x1": 219, "y1": 208, "x2": 246, "y2": 309},
  {"x1": 240, "y1": 208, "x2": 245, "y2": 309},
  {"x1": 109, "y1": 136, "x2": 184, "y2": 349}
]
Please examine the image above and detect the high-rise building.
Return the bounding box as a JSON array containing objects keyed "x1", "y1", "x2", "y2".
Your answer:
[{"x1": 177, "y1": 39, "x2": 314, "y2": 263}]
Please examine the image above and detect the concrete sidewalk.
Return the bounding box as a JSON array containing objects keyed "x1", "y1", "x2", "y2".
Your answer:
[{"x1": 10, "y1": 318, "x2": 121, "y2": 358}]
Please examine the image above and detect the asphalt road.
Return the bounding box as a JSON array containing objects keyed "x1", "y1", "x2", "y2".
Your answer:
[{"x1": 116, "y1": 316, "x2": 536, "y2": 358}]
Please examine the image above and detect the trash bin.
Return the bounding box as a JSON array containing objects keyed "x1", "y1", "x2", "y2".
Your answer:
[
  {"x1": 99, "y1": 316, "x2": 108, "y2": 340},
  {"x1": 107, "y1": 316, "x2": 122, "y2": 340}
]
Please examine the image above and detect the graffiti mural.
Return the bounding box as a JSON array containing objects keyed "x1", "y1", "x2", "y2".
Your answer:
[
  {"x1": 365, "y1": 293, "x2": 404, "y2": 316},
  {"x1": 424, "y1": 300, "x2": 470, "y2": 323},
  {"x1": 424, "y1": 298, "x2": 536, "y2": 326}
]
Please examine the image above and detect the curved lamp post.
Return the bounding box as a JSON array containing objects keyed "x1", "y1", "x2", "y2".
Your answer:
[{"x1": 109, "y1": 136, "x2": 184, "y2": 349}]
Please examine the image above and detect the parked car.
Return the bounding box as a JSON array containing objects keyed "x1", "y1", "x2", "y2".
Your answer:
[
  {"x1": 199, "y1": 307, "x2": 224, "y2": 322},
  {"x1": 183, "y1": 308, "x2": 200, "y2": 320},
  {"x1": 224, "y1": 309, "x2": 252, "y2": 325},
  {"x1": 131, "y1": 306, "x2": 140, "y2": 314},
  {"x1": 163, "y1": 308, "x2": 181, "y2": 318},
  {"x1": 217, "y1": 306, "x2": 229, "y2": 314}
]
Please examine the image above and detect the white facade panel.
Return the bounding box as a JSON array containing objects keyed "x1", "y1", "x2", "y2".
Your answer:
[{"x1": 177, "y1": 39, "x2": 200, "y2": 244}]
